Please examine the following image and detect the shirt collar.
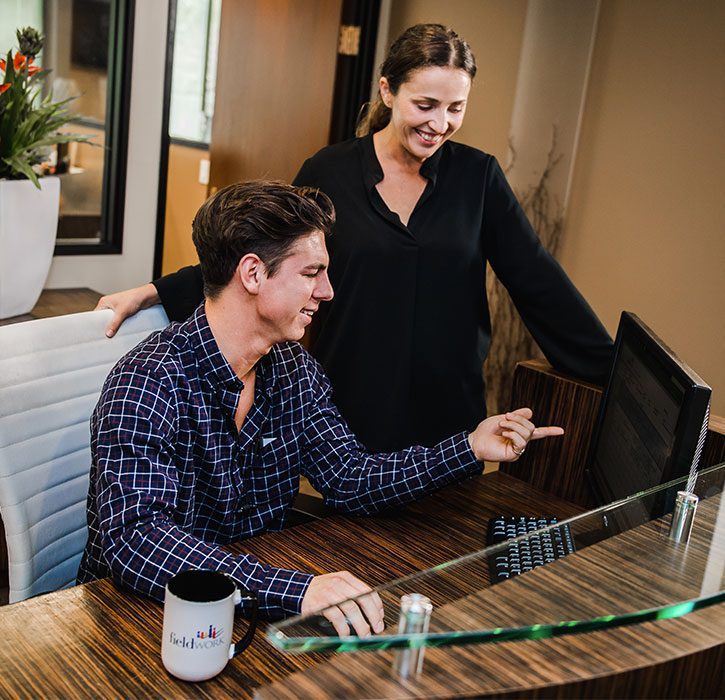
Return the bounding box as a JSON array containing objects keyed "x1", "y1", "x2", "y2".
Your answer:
[
  {"x1": 359, "y1": 131, "x2": 445, "y2": 189},
  {"x1": 182, "y1": 303, "x2": 277, "y2": 394}
]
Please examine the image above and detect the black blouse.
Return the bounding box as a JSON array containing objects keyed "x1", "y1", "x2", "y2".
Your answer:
[{"x1": 155, "y1": 135, "x2": 613, "y2": 452}]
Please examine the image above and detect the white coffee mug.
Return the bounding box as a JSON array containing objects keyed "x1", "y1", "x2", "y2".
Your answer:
[{"x1": 161, "y1": 569, "x2": 258, "y2": 682}]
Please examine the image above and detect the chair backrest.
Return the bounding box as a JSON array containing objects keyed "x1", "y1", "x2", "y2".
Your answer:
[{"x1": 0, "y1": 306, "x2": 169, "y2": 603}]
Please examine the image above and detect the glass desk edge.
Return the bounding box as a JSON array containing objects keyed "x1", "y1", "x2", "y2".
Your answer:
[{"x1": 268, "y1": 462, "x2": 725, "y2": 652}]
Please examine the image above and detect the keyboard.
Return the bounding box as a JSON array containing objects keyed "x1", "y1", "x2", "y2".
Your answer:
[{"x1": 486, "y1": 515, "x2": 576, "y2": 584}]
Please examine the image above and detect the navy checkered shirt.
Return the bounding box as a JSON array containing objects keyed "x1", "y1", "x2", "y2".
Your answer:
[{"x1": 77, "y1": 304, "x2": 480, "y2": 619}]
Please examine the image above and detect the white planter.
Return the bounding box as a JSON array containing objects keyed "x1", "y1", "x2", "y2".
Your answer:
[{"x1": 0, "y1": 177, "x2": 60, "y2": 319}]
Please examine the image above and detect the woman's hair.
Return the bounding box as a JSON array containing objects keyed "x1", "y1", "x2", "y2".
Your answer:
[
  {"x1": 192, "y1": 180, "x2": 335, "y2": 299},
  {"x1": 356, "y1": 23, "x2": 476, "y2": 137}
]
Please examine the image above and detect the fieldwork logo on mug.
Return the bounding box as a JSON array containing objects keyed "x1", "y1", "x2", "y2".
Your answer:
[
  {"x1": 162, "y1": 570, "x2": 258, "y2": 681},
  {"x1": 169, "y1": 624, "x2": 226, "y2": 650},
  {"x1": 197, "y1": 624, "x2": 220, "y2": 640}
]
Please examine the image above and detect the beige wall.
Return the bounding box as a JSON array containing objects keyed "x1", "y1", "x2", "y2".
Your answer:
[
  {"x1": 388, "y1": 0, "x2": 528, "y2": 162},
  {"x1": 560, "y1": 0, "x2": 725, "y2": 414},
  {"x1": 387, "y1": 0, "x2": 724, "y2": 415}
]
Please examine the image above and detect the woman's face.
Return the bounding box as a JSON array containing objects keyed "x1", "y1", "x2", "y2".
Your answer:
[{"x1": 380, "y1": 66, "x2": 471, "y2": 161}]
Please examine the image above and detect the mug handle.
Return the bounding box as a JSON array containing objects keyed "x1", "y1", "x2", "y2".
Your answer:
[{"x1": 229, "y1": 588, "x2": 259, "y2": 659}]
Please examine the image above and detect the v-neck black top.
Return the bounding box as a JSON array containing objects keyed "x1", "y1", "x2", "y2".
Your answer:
[{"x1": 155, "y1": 135, "x2": 613, "y2": 452}]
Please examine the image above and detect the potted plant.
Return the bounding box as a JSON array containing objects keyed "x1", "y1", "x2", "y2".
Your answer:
[{"x1": 0, "y1": 27, "x2": 91, "y2": 319}]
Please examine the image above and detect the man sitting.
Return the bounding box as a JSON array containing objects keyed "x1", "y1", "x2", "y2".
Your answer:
[{"x1": 78, "y1": 181, "x2": 562, "y2": 636}]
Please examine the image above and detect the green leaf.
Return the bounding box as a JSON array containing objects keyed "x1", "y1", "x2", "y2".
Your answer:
[
  {"x1": 0, "y1": 43, "x2": 90, "y2": 181},
  {"x1": 4, "y1": 155, "x2": 40, "y2": 187},
  {"x1": 33, "y1": 133, "x2": 94, "y2": 149}
]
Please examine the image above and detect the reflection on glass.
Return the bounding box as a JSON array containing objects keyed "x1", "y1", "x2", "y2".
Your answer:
[
  {"x1": 269, "y1": 463, "x2": 725, "y2": 653},
  {"x1": 1, "y1": 0, "x2": 109, "y2": 244},
  {"x1": 169, "y1": 0, "x2": 221, "y2": 144},
  {"x1": 45, "y1": 0, "x2": 109, "y2": 243}
]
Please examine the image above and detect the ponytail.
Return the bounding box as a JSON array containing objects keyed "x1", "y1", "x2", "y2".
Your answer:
[{"x1": 356, "y1": 95, "x2": 391, "y2": 137}]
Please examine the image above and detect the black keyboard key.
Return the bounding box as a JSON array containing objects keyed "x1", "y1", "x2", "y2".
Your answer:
[{"x1": 487, "y1": 515, "x2": 576, "y2": 584}]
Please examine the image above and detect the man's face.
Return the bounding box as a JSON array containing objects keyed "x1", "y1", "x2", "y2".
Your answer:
[{"x1": 256, "y1": 230, "x2": 333, "y2": 342}]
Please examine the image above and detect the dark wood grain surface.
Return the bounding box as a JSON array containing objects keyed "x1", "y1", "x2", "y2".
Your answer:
[
  {"x1": 502, "y1": 360, "x2": 604, "y2": 508},
  {"x1": 503, "y1": 360, "x2": 725, "y2": 508},
  {"x1": 1, "y1": 470, "x2": 722, "y2": 698},
  {"x1": 260, "y1": 492, "x2": 725, "y2": 699}
]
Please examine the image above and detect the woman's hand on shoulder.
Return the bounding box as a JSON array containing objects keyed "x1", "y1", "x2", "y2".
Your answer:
[
  {"x1": 95, "y1": 283, "x2": 161, "y2": 337},
  {"x1": 468, "y1": 407, "x2": 564, "y2": 463}
]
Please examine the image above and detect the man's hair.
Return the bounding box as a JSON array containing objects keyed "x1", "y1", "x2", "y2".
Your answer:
[{"x1": 192, "y1": 180, "x2": 335, "y2": 299}]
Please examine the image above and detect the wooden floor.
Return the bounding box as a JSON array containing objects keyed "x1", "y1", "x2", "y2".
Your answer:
[{"x1": 0, "y1": 287, "x2": 102, "y2": 327}]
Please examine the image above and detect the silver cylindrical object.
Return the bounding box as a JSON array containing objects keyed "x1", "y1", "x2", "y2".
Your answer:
[
  {"x1": 668, "y1": 490, "x2": 699, "y2": 543},
  {"x1": 392, "y1": 593, "x2": 433, "y2": 678}
]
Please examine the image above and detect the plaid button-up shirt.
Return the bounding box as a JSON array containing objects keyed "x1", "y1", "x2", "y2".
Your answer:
[{"x1": 78, "y1": 305, "x2": 480, "y2": 618}]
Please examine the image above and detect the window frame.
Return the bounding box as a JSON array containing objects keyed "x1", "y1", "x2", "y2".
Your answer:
[{"x1": 54, "y1": 0, "x2": 136, "y2": 256}]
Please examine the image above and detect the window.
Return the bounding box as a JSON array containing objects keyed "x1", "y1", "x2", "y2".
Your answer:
[
  {"x1": 168, "y1": 0, "x2": 220, "y2": 145},
  {"x1": 0, "y1": 0, "x2": 134, "y2": 253}
]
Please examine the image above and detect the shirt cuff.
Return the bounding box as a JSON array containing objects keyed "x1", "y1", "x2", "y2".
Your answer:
[
  {"x1": 436, "y1": 431, "x2": 481, "y2": 475},
  {"x1": 255, "y1": 566, "x2": 315, "y2": 620}
]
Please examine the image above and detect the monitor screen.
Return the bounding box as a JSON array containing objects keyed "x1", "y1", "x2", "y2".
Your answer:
[{"x1": 586, "y1": 312, "x2": 711, "y2": 509}]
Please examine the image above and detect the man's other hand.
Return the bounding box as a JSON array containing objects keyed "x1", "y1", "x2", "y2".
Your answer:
[{"x1": 301, "y1": 570, "x2": 385, "y2": 638}]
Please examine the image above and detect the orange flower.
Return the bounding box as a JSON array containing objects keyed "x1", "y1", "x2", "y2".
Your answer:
[
  {"x1": 0, "y1": 83, "x2": 10, "y2": 94},
  {"x1": 2, "y1": 53, "x2": 40, "y2": 77}
]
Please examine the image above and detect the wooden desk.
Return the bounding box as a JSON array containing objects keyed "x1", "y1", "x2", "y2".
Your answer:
[{"x1": 1, "y1": 471, "x2": 722, "y2": 698}]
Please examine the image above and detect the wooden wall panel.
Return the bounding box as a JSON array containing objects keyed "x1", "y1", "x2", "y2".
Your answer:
[
  {"x1": 503, "y1": 360, "x2": 725, "y2": 508},
  {"x1": 161, "y1": 144, "x2": 207, "y2": 275},
  {"x1": 209, "y1": 0, "x2": 343, "y2": 189},
  {"x1": 503, "y1": 360, "x2": 603, "y2": 508}
]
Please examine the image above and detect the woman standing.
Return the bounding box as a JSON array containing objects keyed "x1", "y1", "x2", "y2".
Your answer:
[{"x1": 99, "y1": 24, "x2": 612, "y2": 452}]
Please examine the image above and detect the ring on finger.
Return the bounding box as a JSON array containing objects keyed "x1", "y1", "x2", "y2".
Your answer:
[{"x1": 512, "y1": 444, "x2": 526, "y2": 457}]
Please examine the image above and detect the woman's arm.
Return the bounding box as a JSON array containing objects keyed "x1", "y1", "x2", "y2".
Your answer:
[
  {"x1": 96, "y1": 283, "x2": 160, "y2": 337},
  {"x1": 96, "y1": 265, "x2": 204, "y2": 337},
  {"x1": 153, "y1": 265, "x2": 204, "y2": 321},
  {"x1": 483, "y1": 159, "x2": 614, "y2": 384}
]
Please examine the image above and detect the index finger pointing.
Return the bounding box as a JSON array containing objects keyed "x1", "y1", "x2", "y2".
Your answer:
[{"x1": 531, "y1": 426, "x2": 565, "y2": 440}]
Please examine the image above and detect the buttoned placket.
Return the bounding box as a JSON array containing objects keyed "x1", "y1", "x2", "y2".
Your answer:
[
  {"x1": 208, "y1": 374, "x2": 247, "y2": 523},
  {"x1": 234, "y1": 369, "x2": 275, "y2": 517},
  {"x1": 360, "y1": 134, "x2": 441, "y2": 238}
]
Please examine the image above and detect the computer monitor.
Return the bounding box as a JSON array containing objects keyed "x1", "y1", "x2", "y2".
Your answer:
[{"x1": 586, "y1": 312, "x2": 711, "y2": 510}]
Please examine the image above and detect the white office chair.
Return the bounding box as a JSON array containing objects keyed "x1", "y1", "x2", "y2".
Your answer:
[{"x1": 0, "y1": 306, "x2": 169, "y2": 603}]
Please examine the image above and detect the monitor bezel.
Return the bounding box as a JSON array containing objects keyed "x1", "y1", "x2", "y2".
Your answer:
[{"x1": 585, "y1": 311, "x2": 711, "y2": 509}]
